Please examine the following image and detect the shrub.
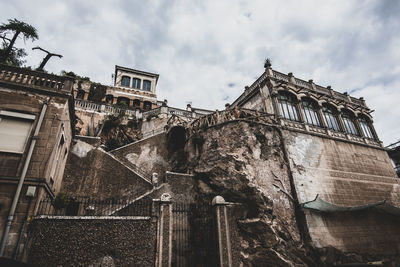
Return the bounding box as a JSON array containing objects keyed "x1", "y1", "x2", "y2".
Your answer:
[{"x1": 52, "y1": 192, "x2": 69, "y2": 210}]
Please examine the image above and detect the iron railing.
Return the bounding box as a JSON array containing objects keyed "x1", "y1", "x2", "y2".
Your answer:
[{"x1": 37, "y1": 196, "x2": 152, "y2": 216}]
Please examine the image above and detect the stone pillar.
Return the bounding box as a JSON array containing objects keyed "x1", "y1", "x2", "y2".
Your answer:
[
  {"x1": 317, "y1": 104, "x2": 327, "y2": 128},
  {"x1": 112, "y1": 97, "x2": 117, "y2": 105},
  {"x1": 309, "y1": 79, "x2": 316, "y2": 91},
  {"x1": 155, "y1": 193, "x2": 172, "y2": 267},
  {"x1": 212, "y1": 196, "x2": 233, "y2": 267},
  {"x1": 288, "y1": 72, "x2": 295, "y2": 84},
  {"x1": 83, "y1": 92, "x2": 89, "y2": 100},
  {"x1": 73, "y1": 90, "x2": 78, "y2": 98},
  {"x1": 160, "y1": 106, "x2": 168, "y2": 115},
  {"x1": 129, "y1": 99, "x2": 134, "y2": 108},
  {"x1": 139, "y1": 101, "x2": 144, "y2": 110}
]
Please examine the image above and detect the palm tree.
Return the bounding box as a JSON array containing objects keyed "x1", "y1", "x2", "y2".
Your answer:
[{"x1": 0, "y1": 18, "x2": 38, "y2": 63}]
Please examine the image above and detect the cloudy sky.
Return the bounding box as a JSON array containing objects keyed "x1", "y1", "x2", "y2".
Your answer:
[{"x1": 1, "y1": 0, "x2": 399, "y2": 145}]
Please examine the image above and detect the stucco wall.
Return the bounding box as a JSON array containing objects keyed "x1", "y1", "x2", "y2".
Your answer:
[
  {"x1": 111, "y1": 132, "x2": 169, "y2": 179},
  {"x1": 28, "y1": 218, "x2": 156, "y2": 266},
  {"x1": 283, "y1": 130, "x2": 400, "y2": 254}
]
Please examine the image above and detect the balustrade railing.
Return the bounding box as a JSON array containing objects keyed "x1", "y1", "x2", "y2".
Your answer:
[
  {"x1": 271, "y1": 70, "x2": 290, "y2": 82},
  {"x1": 294, "y1": 78, "x2": 312, "y2": 89},
  {"x1": 0, "y1": 64, "x2": 74, "y2": 93},
  {"x1": 315, "y1": 85, "x2": 331, "y2": 96}
]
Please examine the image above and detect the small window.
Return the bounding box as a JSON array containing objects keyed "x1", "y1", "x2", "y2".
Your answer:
[
  {"x1": 143, "y1": 80, "x2": 151, "y2": 91},
  {"x1": 359, "y1": 116, "x2": 375, "y2": 139},
  {"x1": 277, "y1": 92, "x2": 300, "y2": 121},
  {"x1": 121, "y1": 76, "x2": 131, "y2": 87},
  {"x1": 301, "y1": 98, "x2": 321, "y2": 126},
  {"x1": 341, "y1": 110, "x2": 359, "y2": 136},
  {"x1": 322, "y1": 104, "x2": 341, "y2": 132},
  {"x1": 76, "y1": 90, "x2": 85, "y2": 99},
  {"x1": 0, "y1": 111, "x2": 35, "y2": 153},
  {"x1": 132, "y1": 78, "x2": 141, "y2": 89}
]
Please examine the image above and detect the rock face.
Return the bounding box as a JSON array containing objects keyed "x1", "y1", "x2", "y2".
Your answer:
[{"x1": 184, "y1": 121, "x2": 318, "y2": 266}]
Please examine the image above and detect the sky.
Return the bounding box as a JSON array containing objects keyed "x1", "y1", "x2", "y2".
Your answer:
[{"x1": 1, "y1": 0, "x2": 399, "y2": 145}]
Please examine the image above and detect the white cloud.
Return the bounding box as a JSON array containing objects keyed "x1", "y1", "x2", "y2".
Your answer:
[{"x1": 1, "y1": 0, "x2": 399, "y2": 145}]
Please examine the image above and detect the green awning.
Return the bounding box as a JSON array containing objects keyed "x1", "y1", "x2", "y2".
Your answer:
[{"x1": 300, "y1": 195, "x2": 400, "y2": 217}]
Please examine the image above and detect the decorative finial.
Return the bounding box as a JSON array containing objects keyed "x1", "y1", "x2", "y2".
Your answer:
[{"x1": 264, "y1": 58, "x2": 272, "y2": 68}]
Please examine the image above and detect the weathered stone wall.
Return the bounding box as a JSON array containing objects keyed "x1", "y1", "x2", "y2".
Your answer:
[
  {"x1": 28, "y1": 218, "x2": 156, "y2": 266},
  {"x1": 283, "y1": 131, "x2": 400, "y2": 255},
  {"x1": 62, "y1": 139, "x2": 152, "y2": 200},
  {"x1": 111, "y1": 132, "x2": 169, "y2": 179},
  {"x1": 0, "y1": 88, "x2": 72, "y2": 258}
]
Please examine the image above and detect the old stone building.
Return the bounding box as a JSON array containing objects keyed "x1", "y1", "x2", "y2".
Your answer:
[
  {"x1": 0, "y1": 64, "x2": 74, "y2": 259},
  {"x1": 230, "y1": 61, "x2": 400, "y2": 257},
  {"x1": 1, "y1": 61, "x2": 399, "y2": 266}
]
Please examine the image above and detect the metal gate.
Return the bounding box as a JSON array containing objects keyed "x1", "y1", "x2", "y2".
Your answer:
[{"x1": 172, "y1": 203, "x2": 218, "y2": 267}]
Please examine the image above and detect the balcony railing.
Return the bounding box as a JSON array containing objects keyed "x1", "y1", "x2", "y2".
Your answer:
[{"x1": 0, "y1": 64, "x2": 74, "y2": 94}]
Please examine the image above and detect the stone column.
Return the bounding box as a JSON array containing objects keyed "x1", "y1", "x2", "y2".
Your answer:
[
  {"x1": 112, "y1": 97, "x2": 118, "y2": 105},
  {"x1": 83, "y1": 92, "x2": 89, "y2": 100},
  {"x1": 155, "y1": 193, "x2": 173, "y2": 267},
  {"x1": 212, "y1": 196, "x2": 233, "y2": 267},
  {"x1": 129, "y1": 99, "x2": 134, "y2": 108}
]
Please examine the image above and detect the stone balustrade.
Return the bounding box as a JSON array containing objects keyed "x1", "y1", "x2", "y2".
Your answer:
[{"x1": 0, "y1": 64, "x2": 74, "y2": 94}]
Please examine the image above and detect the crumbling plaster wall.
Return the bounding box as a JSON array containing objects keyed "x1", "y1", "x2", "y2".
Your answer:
[
  {"x1": 283, "y1": 131, "x2": 400, "y2": 254},
  {"x1": 111, "y1": 132, "x2": 169, "y2": 179},
  {"x1": 75, "y1": 109, "x2": 106, "y2": 136}
]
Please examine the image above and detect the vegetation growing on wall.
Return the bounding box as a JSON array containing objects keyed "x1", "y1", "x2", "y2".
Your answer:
[{"x1": 100, "y1": 114, "x2": 143, "y2": 151}]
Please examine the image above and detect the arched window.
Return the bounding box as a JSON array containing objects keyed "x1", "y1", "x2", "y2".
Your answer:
[
  {"x1": 117, "y1": 97, "x2": 130, "y2": 107},
  {"x1": 277, "y1": 92, "x2": 300, "y2": 121},
  {"x1": 301, "y1": 98, "x2": 321, "y2": 126},
  {"x1": 76, "y1": 90, "x2": 85, "y2": 99},
  {"x1": 143, "y1": 101, "x2": 152, "y2": 111},
  {"x1": 322, "y1": 104, "x2": 341, "y2": 131},
  {"x1": 341, "y1": 110, "x2": 359, "y2": 136},
  {"x1": 121, "y1": 76, "x2": 131, "y2": 87},
  {"x1": 359, "y1": 115, "x2": 375, "y2": 139},
  {"x1": 132, "y1": 78, "x2": 141, "y2": 89},
  {"x1": 143, "y1": 80, "x2": 151, "y2": 91},
  {"x1": 105, "y1": 94, "x2": 114, "y2": 104},
  {"x1": 132, "y1": 99, "x2": 141, "y2": 109}
]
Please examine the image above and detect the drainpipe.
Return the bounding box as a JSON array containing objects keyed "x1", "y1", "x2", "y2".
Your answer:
[
  {"x1": 0, "y1": 100, "x2": 48, "y2": 257},
  {"x1": 13, "y1": 196, "x2": 33, "y2": 260}
]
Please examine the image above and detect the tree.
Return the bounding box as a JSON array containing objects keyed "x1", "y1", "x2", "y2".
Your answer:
[{"x1": 0, "y1": 18, "x2": 38, "y2": 65}]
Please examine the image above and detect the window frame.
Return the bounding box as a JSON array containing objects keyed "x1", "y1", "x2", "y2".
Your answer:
[
  {"x1": 322, "y1": 104, "x2": 341, "y2": 132},
  {"x1": 301, "y1": 98, "x2": 321, "y2": 127},
  {"x1": 341, "y1": 110, "x2": 359, "y2": 136},
  {"x1": 132, "y1": 78, "x2": 141, "y2": 89},
  {"x1": 0, "y1": 110, "x2": 35, "y2": 154},
  {"x1": 143, "y1": 80, "x2": 151, "y2": 91},
  {"x1": 277, "y1": 92, "x2": 300, "y2": 122},
  {"x1": 358, "y1": 115, "x2": 375, "y2": 139},
  {"x1": 121, "y1": 76, "x2": 131, "y2": 87}
]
